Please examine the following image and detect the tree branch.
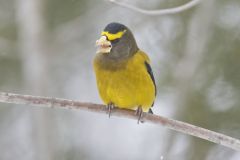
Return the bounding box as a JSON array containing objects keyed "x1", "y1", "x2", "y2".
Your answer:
[
  {"x1": 0, "y1": 91, "x2": 240, "y2": 151},
  {"x1": 108, "y1": 0, "x2": 201, "y2": 15}
]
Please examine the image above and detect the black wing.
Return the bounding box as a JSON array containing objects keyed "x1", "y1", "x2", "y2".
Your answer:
[{"x1": 144, "y1": 61, "x2": 156, "y2": 109}]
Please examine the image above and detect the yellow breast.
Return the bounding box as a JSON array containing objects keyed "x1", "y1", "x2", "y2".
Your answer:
[{"x1": 93, "y1": 51, "x2": 155, "y2": 112}]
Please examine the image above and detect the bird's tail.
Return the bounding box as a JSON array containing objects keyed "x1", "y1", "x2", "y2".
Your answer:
[{"x1": 148, "y1": 108, "x2": 154, "y2": 114}]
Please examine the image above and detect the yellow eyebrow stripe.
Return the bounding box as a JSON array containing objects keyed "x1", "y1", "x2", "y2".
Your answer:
[{"x1": 101, "y1": 30, "x2": 126, "y2": 41}]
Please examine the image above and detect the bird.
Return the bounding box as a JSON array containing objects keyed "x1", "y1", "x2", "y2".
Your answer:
[{"x1": 93, "y1": 22, "x2": 156, "y2": 123}]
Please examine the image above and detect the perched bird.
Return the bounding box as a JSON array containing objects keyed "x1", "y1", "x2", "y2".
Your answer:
[{"x1": 93, "y1": 22, "x2": 156, "y2": 122}]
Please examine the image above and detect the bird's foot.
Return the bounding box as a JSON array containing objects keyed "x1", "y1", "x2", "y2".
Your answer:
[
  {"x1": 135, "y1": 106, "x2": 144, "y2": 124},
  {"x1": 106, "y1": 103, "x2": 115, "y2": 118}
]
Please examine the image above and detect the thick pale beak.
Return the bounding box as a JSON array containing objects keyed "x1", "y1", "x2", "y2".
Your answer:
[{"x1": 96, "y1": 36, "x2": 112, "y2": 54}]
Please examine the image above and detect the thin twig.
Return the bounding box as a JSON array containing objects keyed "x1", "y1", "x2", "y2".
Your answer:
[
  {"x1": 108, "y1": 0, "x2": 201, "y2": 15},
  {"x1": 0, "y1": 91, "x2": 240, "y2": 151}
]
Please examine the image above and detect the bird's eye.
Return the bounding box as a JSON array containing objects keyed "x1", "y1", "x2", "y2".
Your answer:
[{"x1": 110, "y1": 38, "x2": 120, "y2": 44}]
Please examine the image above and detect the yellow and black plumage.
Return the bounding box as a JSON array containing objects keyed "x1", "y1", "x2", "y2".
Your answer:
[{"x1": 93, "y1": 22, "x2": 156, "y2": 122}]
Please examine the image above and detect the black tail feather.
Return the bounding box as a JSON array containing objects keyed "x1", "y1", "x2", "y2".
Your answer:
[{"x1": 148, "y1": 108, "x2": 153, "y2": 114}]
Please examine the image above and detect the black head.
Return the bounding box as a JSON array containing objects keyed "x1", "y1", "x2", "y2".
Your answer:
[
  {"x1": 96, "y1": 22, "x2": 139, "y2": 60},
  {"x1": 104, "y1": 22, "x2": 127, "y2": 34}
]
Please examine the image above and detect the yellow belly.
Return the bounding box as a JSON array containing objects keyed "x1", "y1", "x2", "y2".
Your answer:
[{"x1": 94, "y1": 51, "x2": 155, "y2": 112}]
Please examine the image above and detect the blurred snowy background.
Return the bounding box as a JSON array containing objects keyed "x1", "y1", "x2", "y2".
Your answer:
[{"x1": 0, "y1": 0, "x2": 240, "y2": 159}]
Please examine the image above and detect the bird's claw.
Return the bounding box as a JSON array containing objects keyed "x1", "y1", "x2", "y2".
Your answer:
[
  {"x1": 106, "y1": 103, "x2": 115, "y2": 118},
  {"x1": 135, "y1": 106, "x2": 144, "y2": 124}
]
